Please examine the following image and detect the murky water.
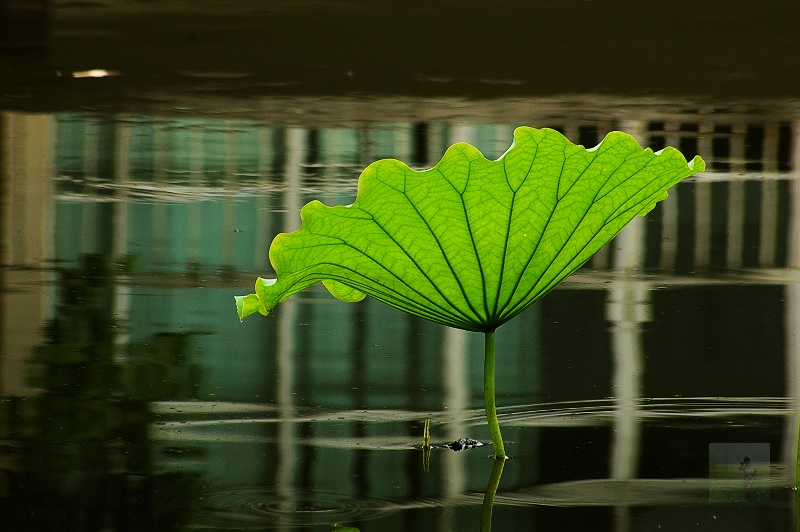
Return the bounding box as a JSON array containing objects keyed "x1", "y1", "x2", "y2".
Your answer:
[{"x1": 2, "y1": 3, "x2": 800, "y2": 531}]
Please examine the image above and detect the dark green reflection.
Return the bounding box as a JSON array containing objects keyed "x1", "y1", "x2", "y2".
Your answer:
[{"x1": 0, "y1": 255, "x2": 202, "y2": 530}]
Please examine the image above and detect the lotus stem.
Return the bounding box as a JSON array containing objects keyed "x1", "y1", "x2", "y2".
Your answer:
[{"x1": 484, "y1": 330, "x2": 506, "y2": 458}]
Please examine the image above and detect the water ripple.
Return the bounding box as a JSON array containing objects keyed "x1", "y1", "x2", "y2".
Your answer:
[
  {"x1": 498, "y1": 397, "x2": 790, "y2": 428},
  {"x1": 153, "y1": 397, "x2": 790, "y2": 428},
  {"x1": 180, "y1": 487, "x2": 398, "y2": 529}
]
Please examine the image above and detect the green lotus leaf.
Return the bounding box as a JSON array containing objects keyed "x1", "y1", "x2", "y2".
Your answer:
[{"x1": 236, "y1": 126, "x2": 704, "y2": 332}]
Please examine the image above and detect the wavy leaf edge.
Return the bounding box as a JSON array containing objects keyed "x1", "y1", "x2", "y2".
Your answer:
[{"x1": 236, "y1": 126, "x2": 705, "y2": 327}]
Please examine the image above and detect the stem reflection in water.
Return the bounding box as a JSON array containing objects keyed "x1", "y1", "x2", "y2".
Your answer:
[{"x1": 481, "y1": 457, "x2": 507, "y2": 532}]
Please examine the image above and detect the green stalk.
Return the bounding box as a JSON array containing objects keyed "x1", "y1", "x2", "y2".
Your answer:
[{"x1": 484, "y1": 330, "x2": 506, "y2": 458}]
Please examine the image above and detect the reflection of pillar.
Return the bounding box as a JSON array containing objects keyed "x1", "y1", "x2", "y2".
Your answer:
[
  {"x1": 437, "y1": 125, "x2": 474, "y2": 532},
  {"x1": 726, "y1": 123, "x2": 747, "y2": 269},
  {"x1": 283, "y1": 128, "x2": 305, "y2": 233},
  {"x1": 221, "y1": 121, "x2": 237, "y2": 268},
  {"x1": 782, "y1": 120, "x2": 800, "y2": 485},
  {"x1": 113, "y1": 116, "x2": 131, "y2": 361},
  {"x1": 439, "y1": 326, "x2": 468, "y2": 532},
  {"x1": 427, "y1": 123, "x2": 445, "y2": 167},
  {"x1": 318, "y1": 128, "x2": 335, "y2": 200},
  {"x1": 393, "y1": 122, "x2": 412, "y2": 164},
  {"x1": 607, "y1": 279, "x2": 647, "y2": 481},
  {"x1": 275, "y1": 296, "x2": 298, "y2": 523},
  {"x1": 759, "y1": 123, "x2": 781, "y2": 267},
  {"x1": 0, "y1": 112, "x2": 54, "y2": 397},
  {"x1": 449, "y1": 124, "x2": 474, "y2": 147},
  {"x1": 659, "y1": 122, "x2": 680, "y2": 270},
  {"x1": 616, "y1": 120, "x2": 648, "y2": 272},
  {"x1": 694, "y1": 122, "x2": 713, "y2": 269},
  {"x1": 114, "y1": 117, "x2": 130, "y2": 260},
  {"x1": 605, "y1": 142, "x2": 648, "y2": 532},
  {"x1": 253, "y1": 126, "x2": 273, "y2": 272},
  {"x1": 596, "y1": 120, "x2": 650, "y2": 271},
  {"x1": 607, "y1": 222, "x2": 650, "y2": 479},
  {"x1": 275, "y1": 128, "x2": 305, "y2": 529},
  {"x1": 82, "y1": 117, "x2": 99, "y2": 255},
  {"x1": 186, "y1": 120, "x2": 203, "y2": 268},
  {"x1": 152, "y1": 120, "x2": 168, "y2": 269}
]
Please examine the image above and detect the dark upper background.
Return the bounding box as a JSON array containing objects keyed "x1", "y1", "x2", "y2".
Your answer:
[{"x1": 1, "y1": 0, "x2": 799, "y2": 111}]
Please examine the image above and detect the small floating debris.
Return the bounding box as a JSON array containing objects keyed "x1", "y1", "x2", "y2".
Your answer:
[
  {"x1": 440, "y1": 438, "x2": 485, "y2": 452},
  {"x1": 415, "y1": 437, "x2": 485, "y2": 452},
  {"x1": 419, "y1": 418, "x2": 484, "y2": 452}
]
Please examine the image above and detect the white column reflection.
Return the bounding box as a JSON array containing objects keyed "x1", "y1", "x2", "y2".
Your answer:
[
  {"x1": 0, "y1": 112, "x2": 54, "y2": 398},
  {"x1": 725, "y1": 123, "x2": 747, "y2": 269},
  {"x1": 608, "y1": 120, "x2": 649, "y2": 532},
  {"x1": 113, "y1": 117, "x2": 131, "y2": 362},
  {"x1": 393, "y1": 122, "x2": 412, "y2": 164},
  {"x1": 608, "y1": 219, "x2": 647, "y2": 479},
  {"x1": 252, "y1": 126, "x2": 273, "y2": 271},
  {"x1": 275, "y1": 128, "x2": 305, "y2": 528},
  {"x1": 438, "y1": 124, "x2": 474, "y2": 532},
  {"x1": 318, "y1": 128, "x2": 339, "y2": 202},
  {"x1": 694, "y1": 122, "x2": 713, "y2": 269},
  {"x1": 81, "y1": 117, "x2": 99, "y2": 255}
]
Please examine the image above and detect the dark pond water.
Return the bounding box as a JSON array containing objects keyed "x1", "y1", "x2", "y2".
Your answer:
[{"x1": 2, "y1": 2, "x2": 800, "y2": 531}]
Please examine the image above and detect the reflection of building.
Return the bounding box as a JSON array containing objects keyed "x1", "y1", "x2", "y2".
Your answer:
[
  {"x1": 2, "y1": 97, "x2": 800, "y2": 523},
  {"x1": 3, "y1": 99, "x2": 799, "y2": 406},
  {"x1": 48, "y1": 97, "x2": 799, "y2": 275}
]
